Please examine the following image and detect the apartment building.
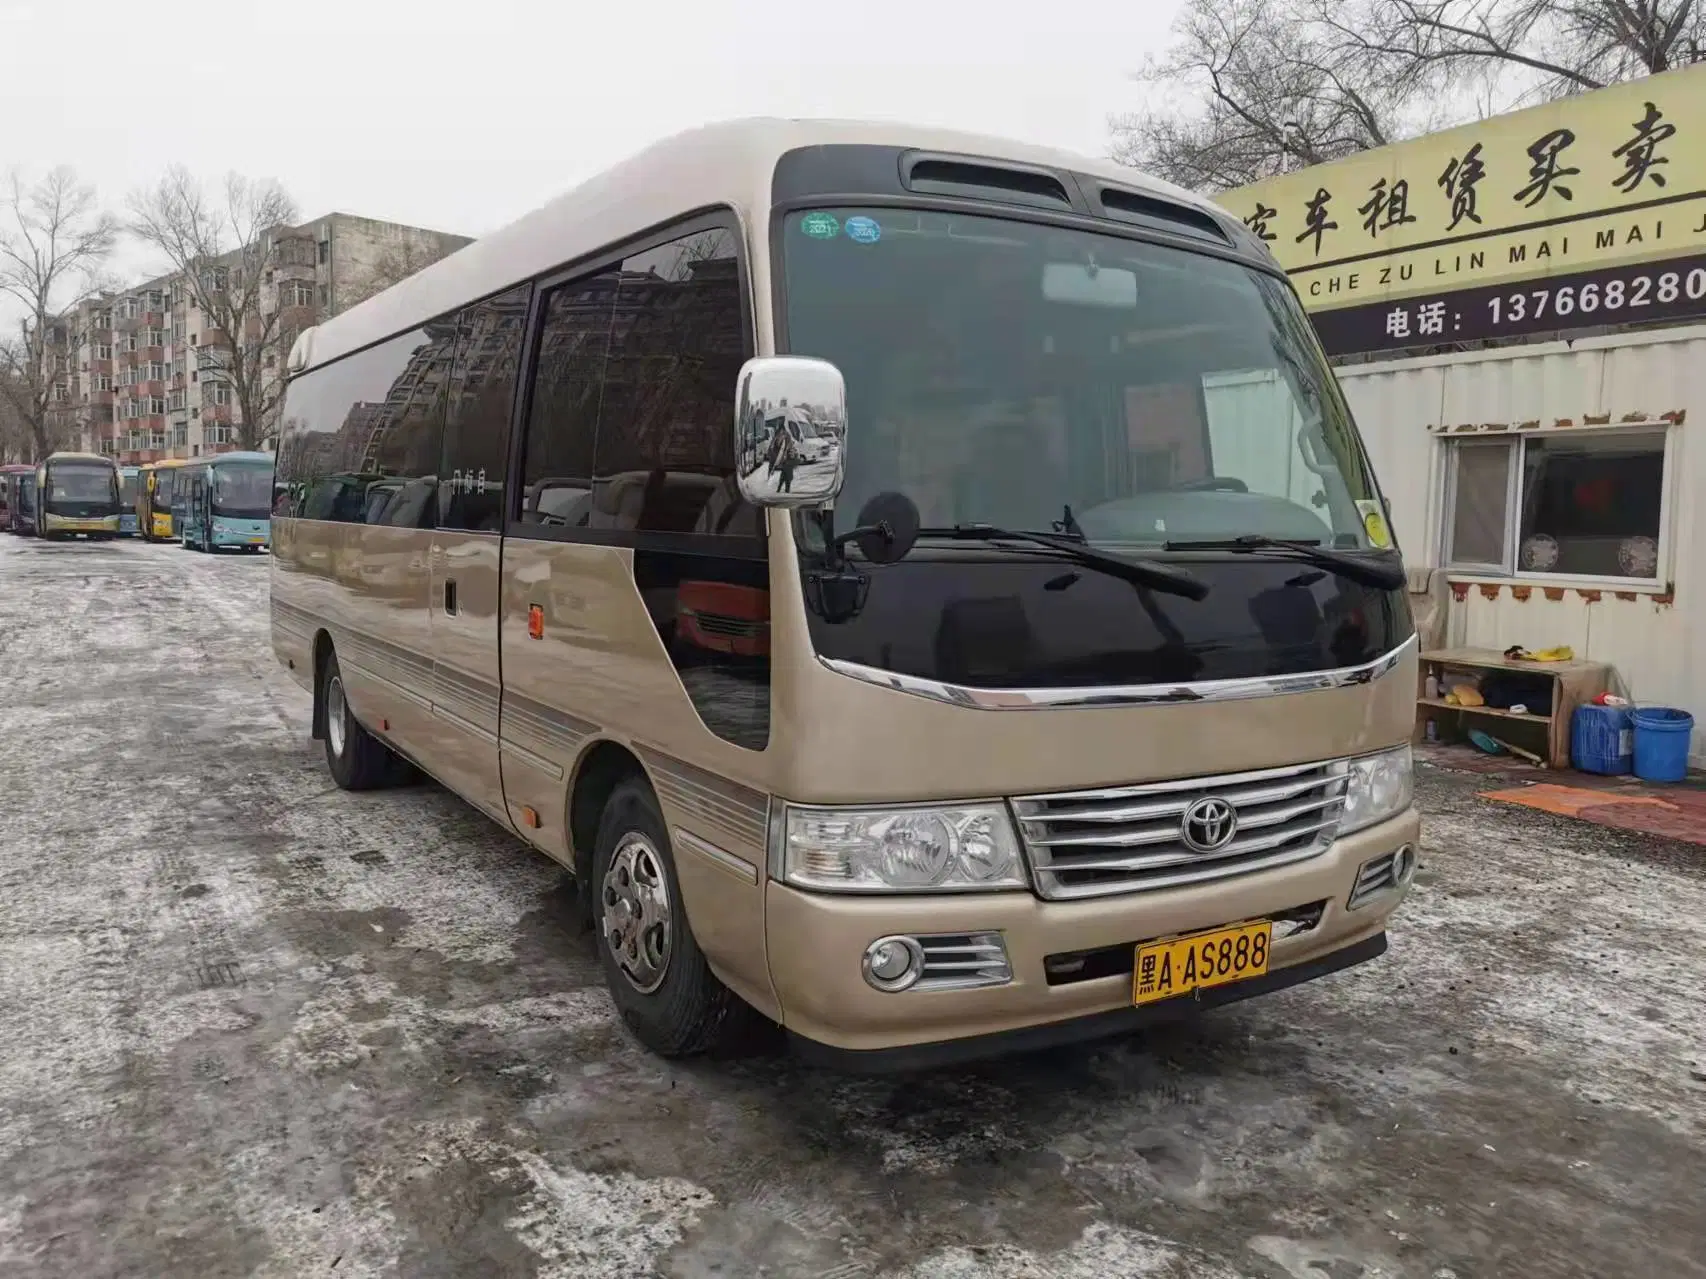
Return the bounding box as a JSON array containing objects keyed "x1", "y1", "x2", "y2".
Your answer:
[{"x1": 44, "y1": 213, "x2": 470, "y2": 465}]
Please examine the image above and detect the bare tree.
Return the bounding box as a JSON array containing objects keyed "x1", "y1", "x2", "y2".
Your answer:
[
  {"x1": 0, "y1": 368, "x2": 29, "y2": 462},
  {"x1": 337, "y1": 237, "x2": 465, "y2": 314},
  {"x1": 1113, "y1": 0, "x2": 1420, "y2": 190},
  {"x1": 129, "y1": 168, "x2": 303, "y2": 450},
  {"x1": 1119, "y1": 0, "x2": 1706, "y2": 192},
  {"x1": 1332, "y1": 0, "x2": 1706, "y2": 105},
  {"x1": 0, "y1": 167, "x2": 119, "y2": 460}
]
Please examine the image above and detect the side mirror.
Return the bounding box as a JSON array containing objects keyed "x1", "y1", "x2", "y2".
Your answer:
[{"x1": 734, "y1": 356, "x2": 846, "y2": 508}]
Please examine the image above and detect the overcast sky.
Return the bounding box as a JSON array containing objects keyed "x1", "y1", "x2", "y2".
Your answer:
[{"x1": 1, "y1": 0, "x2": 1183, "y2": 294}]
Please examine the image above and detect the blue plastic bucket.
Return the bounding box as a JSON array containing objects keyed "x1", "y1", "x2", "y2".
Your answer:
[
  {"x1": 1632, "y1": 707, "x2": 1694, "y2": 783},
  {"x1": 1571, "y1": 703, "x2": 1632, "y2": 776}
]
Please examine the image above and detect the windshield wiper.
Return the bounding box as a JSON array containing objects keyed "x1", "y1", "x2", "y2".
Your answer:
[
  {"x1": 1162, "y1": 534, "x2": 1406, "y2": 590},
  {"x1": 919, "y1": 523, "x2": 1209, "y2": 601}
]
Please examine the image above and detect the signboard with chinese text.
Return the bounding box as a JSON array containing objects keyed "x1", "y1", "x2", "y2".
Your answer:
[{"x1": 1215, "y1": 65, "x2": 1706, "y2": 356}]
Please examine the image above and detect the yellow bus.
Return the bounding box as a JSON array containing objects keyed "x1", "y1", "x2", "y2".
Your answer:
[
  {"x1": 137, "y1": 457, "x2": 190, "y2": 542},
  {"x1": 272, "y1": 119, "x2": 1417, "y2": 1070},
  {"x1": 35, "y1": 451, "x2": 121, "y2": 539}
]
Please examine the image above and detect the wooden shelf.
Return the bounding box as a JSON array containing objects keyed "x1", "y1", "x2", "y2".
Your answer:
[
  {"x1": 1414, "y1": 646, "x2": 1611, "y2": 768},
  {"x1": 1416, "y1": 697, "x2": 1550, "y2": 724}
]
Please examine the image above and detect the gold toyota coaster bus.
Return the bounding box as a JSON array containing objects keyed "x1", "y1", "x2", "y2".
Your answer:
[{"x1": 272, "y1": 119, "x2": 1419, "y2": 1071}]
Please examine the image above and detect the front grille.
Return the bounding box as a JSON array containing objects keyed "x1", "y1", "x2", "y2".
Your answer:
[{"x1": 1014, "y1": 760, "x2": 1348, "y2": 901}]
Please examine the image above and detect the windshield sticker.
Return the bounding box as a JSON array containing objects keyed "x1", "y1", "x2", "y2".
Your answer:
[
  {"x1": 1356, "y1": 499, "x2": 1393, "y2": 549},
  {"x1": 844, "y1": 215, "x2": 882, "y2": 244},
  {"x1": 800, "y1": 212, "x2": 841, "y2": 239}
]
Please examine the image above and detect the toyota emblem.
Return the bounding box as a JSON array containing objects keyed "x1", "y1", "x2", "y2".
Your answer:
[{"x1": 1180, "y1": 797, "x2": 1238, "y2": 852}]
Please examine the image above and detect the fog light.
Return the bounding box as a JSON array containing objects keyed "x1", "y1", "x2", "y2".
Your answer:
[
  {"x1": 1392, "y1": 844, "x2": 1417, "y2": 886},
  {"x1": 862, "y1": 935, "x2": 925, "y2": 992}
]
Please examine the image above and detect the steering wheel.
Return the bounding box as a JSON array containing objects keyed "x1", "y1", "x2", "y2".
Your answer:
[{"x1": 1169, "y1": 476, "x2": 1249, "y2": 493}]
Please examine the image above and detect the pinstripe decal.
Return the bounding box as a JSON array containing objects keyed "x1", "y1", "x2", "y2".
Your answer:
[
  {"x1": 273, "y1": 603, "x2": 632, "y2": 795},
  {"x1": 498, "y1": 692, "x2": 595, "y2": 782},
  {"x1": 636, "y1": 745, "x2": 769, "y2": 850}
]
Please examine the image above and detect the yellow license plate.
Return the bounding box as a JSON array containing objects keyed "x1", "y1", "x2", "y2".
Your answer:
[{"x1": 1133, "y1": 920, "x2": 1272, "y2": 1006}]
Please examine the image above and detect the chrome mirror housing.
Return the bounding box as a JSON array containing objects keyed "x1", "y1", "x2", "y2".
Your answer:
[{"x1": 734, "y1": 356, "x2": 846, "y2": 508}]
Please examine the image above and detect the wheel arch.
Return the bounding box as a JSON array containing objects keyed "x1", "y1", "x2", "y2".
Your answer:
[{"x1": 565, "y1": 738, "x2": 658, "y2": 922}]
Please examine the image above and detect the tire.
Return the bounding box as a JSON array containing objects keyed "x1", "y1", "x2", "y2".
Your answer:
[
  {"x1": 591, "y1": 778, "x2": 757, "y2": 1058},
  {"x1": 320, "y1": 651, "x2": 408, "y2": 791}
]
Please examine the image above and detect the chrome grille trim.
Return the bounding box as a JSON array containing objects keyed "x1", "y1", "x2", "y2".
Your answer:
[
  {"x1": 1015, "y1": 760, "x2": 1348, "y2": 900},
  {"x1": 915, "y1": 932, "x2": 1012, "y2": 991},
  {"x1": 1349, "y1": 851, "x2": 1401, "y2": 909},
  {"x1": 820, "y1": 632, "x2": 1416, "y2": 710}
]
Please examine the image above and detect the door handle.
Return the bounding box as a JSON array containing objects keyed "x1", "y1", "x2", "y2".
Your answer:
[{"x1": 444, "y1": 578, "x2": 458, "y2": 615}]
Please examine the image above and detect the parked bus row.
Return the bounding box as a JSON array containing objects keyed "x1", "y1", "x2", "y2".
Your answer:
[{"x1": 0, "y1": 452, "x2": 277, "y2": 551}]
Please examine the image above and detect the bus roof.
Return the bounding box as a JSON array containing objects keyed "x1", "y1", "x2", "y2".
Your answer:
[
  {"x1": 140, "y1": 458, "x2": 191, "y2": 472},
  {"x1": 0, "y1": 463, "x2": 35, "y2": 473},
  {"x1": 289, "y1": 116, "x2": 1221, "y2": 374},
  {"x1": 211, "y1": 451, "x2": 274, "y2": 466},
  {"x1": 42, "y1": 451, "x2": 113, "y2": 466}
]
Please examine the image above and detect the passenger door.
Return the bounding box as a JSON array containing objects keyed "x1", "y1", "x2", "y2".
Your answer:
[{"x1": 427, "y1": 286, "x2": 531, "y2": 826}]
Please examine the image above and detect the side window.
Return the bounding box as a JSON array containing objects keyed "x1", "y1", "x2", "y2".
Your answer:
[
  {"x1": 592, "y1": 227, "x2": 753, "y2": 538},
  {"x1": 516, "y1": 270, "x2": 618, "y2": 528},
  {"x1": 274, "y1": 325, "x2": 452, "y2": 525},
  {"x1": 440, "y1": 285, "x2": 529, "y2": 532}
]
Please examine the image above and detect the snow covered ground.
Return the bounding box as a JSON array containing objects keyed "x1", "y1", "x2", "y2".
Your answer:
[{"x1": 1, "y1": 533, "x2": 1703, "y2": 1278}]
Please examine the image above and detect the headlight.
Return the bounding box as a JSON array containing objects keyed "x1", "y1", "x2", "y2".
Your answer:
[
  {"x1": 1339, "y1": 745, "x2": 1414, "y2": 835},
  {"x1": 780, "y1": 803, "x2": 1028, "y2": 893}
]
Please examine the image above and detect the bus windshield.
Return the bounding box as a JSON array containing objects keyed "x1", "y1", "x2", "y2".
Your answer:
[
  {"x1": 46, "y1": 464, "x2": 117, "y2": 504},
  {"x1": 154, "y1": 470, "x2": 177, "y2": 505},
  {"x1": 212, "y1": 465, "x2": 274, "y2": 516},
  {"x1": 781, "y1": 208, "x2": 1384, "y2": 551},
  {"x1": 120, "y1": 471, "x2": 139, "y2": 507}
]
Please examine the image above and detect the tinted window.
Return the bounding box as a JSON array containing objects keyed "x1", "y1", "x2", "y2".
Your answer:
[
  {"x1": 275, "y1": 324, "x2": 454, "y2": 526},
  {"x1": 213, "y1": 465, "x2": 274, "y2": 514},
  {"x1": 439, "y1": 286, "x2": 529, "y2": 532},
  {"x1": 781, "y1": 207, "x2": 1381, "y2": 549},
  {"x1": 516, "y1": 270, "x2": 618, "y2": 528},
  {"x1": 46, "y1": 464, "x2": 118, "y2": 502},
  {"x1": 592, "y1": 228, "x2": 751, "y2": 536}
]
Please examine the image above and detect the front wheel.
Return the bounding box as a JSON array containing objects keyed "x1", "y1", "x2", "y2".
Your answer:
[{"x1": 592, "y1": 779, "x2": 757, "y2": 1058}]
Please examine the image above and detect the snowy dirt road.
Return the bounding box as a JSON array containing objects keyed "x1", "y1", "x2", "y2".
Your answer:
[{"x1": 1, "y1": 534, "x2": 1704, "y2": 1279}]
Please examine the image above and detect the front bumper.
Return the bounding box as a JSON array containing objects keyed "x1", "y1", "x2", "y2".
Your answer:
[
  {"x1": 213, "y1": 523, "x2": 269, "y2": 546},
  {"x1": 766, "y1": 807, "x2": 1419, "y2": 1070},
  {"x1": 42, "y1": 515, "x2": 119, "y2": 534}
]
